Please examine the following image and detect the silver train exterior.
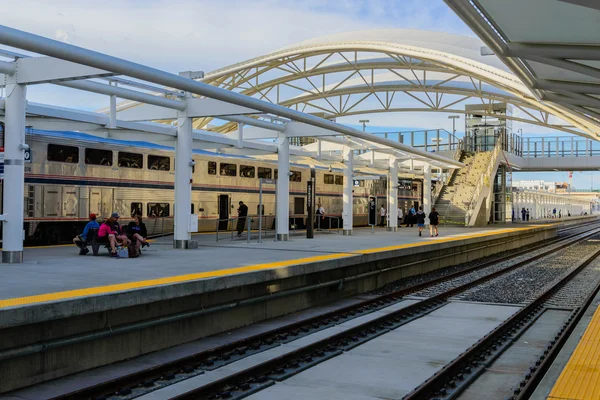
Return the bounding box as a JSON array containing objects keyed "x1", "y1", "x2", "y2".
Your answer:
[{"x1": 0, "y1": 128, "x2": 423, "y2": 244}]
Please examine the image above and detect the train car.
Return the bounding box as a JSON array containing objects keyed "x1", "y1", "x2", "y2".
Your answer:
[{"x1": 0, "y1": 128, "x2": 423, "y2": 244}]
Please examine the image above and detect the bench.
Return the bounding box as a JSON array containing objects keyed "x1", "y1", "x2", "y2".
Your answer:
[{"x1": 76, "y1": 228, "x2": 106, "y2": 256}]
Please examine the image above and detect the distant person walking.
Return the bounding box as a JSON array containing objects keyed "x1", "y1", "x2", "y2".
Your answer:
[
  {"x1": 397, "y1": 207, "x2": 403, "y2": 228},
  {"x1": 416, "y1": 207, "x2": 426, "y2": 236},
  {"x1": 379, "y1": 206, "x2": 386, "y2": 227},
  {"x1": 428, "y1": 207, "x2": 439, "y2": 237},
  {"x1": 406, "y1": 205, "x2": 416, "y2": 227},
  {"x1": 236, "y1": 201, "x2": 248, "y2": 236}
]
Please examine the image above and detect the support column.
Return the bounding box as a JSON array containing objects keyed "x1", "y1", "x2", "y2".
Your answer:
[
  {"x1": 387, "y1": 157, "x2": 398, "y2": 231},
  {"x1": 342, "y1": 147, "x2": 354, "y2": 235},
  {"x1": 237, "y1": 122, "x2": 244, "y2": 149},
  {"x1": 108, "y1": 82, "x2": 117, "y2": 129},
  {"x1": 276, "y1": 135, "x2": 290, "y2": 241},
  {"x1": 423, "y1": 163, "x2": 432, "y2": 216},
  {"x1": 2, "y1": 83, "x2": 27, "y2": 263},
  {"x1": 174, "y1": 109, "x2": 193, "y2": 249}
]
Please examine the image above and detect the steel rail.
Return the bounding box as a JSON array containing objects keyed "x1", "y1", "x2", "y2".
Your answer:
[
  {"x1": 404, "y1": 243, "x2": 600, "y2": 399},
  {"x1": 166, "y1": 228, "x2": 600, "y2": 400},
  {"x1": 46, "y1": 224, "x2": 598, "y2": 400}
]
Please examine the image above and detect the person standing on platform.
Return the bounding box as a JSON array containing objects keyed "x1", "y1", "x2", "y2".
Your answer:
[
  {"x1": 559, "y1": 209, "x2": 562, "y2": 219},
  {"x1": 73, "y1": 213, "x2": 100, "y2": 255},
  {"x1": 553, "y1": 208, "x2": 557, "y2": 218},
  {"x1": 428, "y1": 207, "x2": 439, "y2": 237},
  {"x1": 236, "y1": 201, "x2": 248, "y2": 237},
  {"x1": 397, "y1": 207, "x2": 403, "y2": 228},
  {"x1": 526, "y1": 209, "x2": 530, "y2": 221},
  {"x1": 521, "y1": 207, "x2": 526, "y2": 221},
  {"x1": 407, "y1": 205, "x2": 416, "y2": 227},
  {"x1": 416, "y1": 206, "x2": 426, "y2": 236},
  {"x1": 379, "y1": 206, "x2": 386, "y2": 227}
]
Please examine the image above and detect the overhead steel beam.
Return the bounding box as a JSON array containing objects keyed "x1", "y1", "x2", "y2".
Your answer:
[
  {"x1": 222, "y1": 115, "x2": 286, "y2": 132},
  {"x1": 102, "y1": 76, "x2": 180, "y2": 96},
  {"x1": 59, "y1": 79, "x2": 186, "y2": 110},
  {"x1": 0, "y1": 24, "x2": 463, "y2": 168},
  {"x1": 16, "y1": 57, "x2": 115, "y2": 84},
  {"x1": 507, "y1": 43, "x2": 600, "y2": 61},
  {"x1": 0, "y1": 60, "x2": 15, "y2": 74}
]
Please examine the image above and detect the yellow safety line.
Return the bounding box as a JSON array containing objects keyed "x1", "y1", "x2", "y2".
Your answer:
[
  {"x1": 0, "y1": 225, "x2": 547, "y2": 309},
  {"x1": 548, "y1": 306, "x2": 600, "y2": 400}
]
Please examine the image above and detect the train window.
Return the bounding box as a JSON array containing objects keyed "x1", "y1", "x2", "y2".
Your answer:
[
  {"x1": 191, "y1": 204, "x2": 195, "y2": 214},
  {"x1": 85, "y1": 148, "x2": 113, "y2": 166},
  {"x1": 240, "y1": 165, "x2": 255, "y2": 178},
  {"x1": 220, "y1": 163, "x2": 236, "y2": 177},
  {"x1": 324, "y1": 174, "x2": 334, "y2": 184},
  {"x1": 208, "y1": 161, "x2": 217, "y2": 175},
  {"x1": 257, "y1": 204, "x2": 264, "y2": 215},
  {"x1": 147, "y1": 203, "x2": 170, "y2": 217},
  {"x1": 148, "y1": 155, "x2": 170, "y2": 171},
  {"x1": 335, "y1": 175, "x2": 343, "y2": 185},
  {"x1": 131, "y1": 202, "x2": 143, "y2": 217},
  {"x1": 290, "y1": 171, "x2": 302, "y2": 182},
  {"x1": 118, "y1": 152, "x2": 143, "y2": 169},
  {"x1": 258, "y1": 167, "x2": 272, "y2": 179},
  {"x1": 47, "y1": 144, "x2": 79, "y2": 163},
  {"x1": 274, "y1": 169, "x2": 278, "y2": 179}
]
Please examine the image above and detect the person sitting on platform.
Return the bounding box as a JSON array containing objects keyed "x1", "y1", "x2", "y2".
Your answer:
[
  {"x1": 73, "y1": 213, "x2": 100, "y2": 255},
  {"x1": 128, "y1": 214, "x2": 150, "y2": 252},
  {"x1": 111, "y1": 213, "x2": 131, "y2": 248},
  {"x1": 98, "y1": 214, "x2": 122, "y2": 258}
]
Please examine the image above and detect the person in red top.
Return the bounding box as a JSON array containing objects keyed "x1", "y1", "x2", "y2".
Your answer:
[{"x1": 98, "y1": 212, "x2": 130, "y2": 258}]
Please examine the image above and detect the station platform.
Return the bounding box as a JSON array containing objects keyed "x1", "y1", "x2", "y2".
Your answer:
[
  {"x1": 0, "y1": 219, "x2": 588, "y2": 393},
  {"x1": 0, "y1": 224, "x2": 561, "y2": 320}
]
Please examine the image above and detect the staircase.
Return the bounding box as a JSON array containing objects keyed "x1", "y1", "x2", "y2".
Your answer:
[{"x1": 435, "y1": 151, "x2": 494, "y2": 225}]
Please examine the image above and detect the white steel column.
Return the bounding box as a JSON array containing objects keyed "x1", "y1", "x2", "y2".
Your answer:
[
  {"x1": 237, "y1": 122, "x2": 244, "y2": 149},
  {"x1": 108, "y1": 82, "x2": 117, "y2": 129},
  {"x1": 2, "y1": 82, "x2": 27, "y2": 263},
  {"x1": 276, "y1": 135, "x2": 290, "y2": 241},
  {"x1": 342, "y1": 146, "x2": 354, "y2": 235},
  {"x1": 423, "y1": 164, "x2": 432, "y2": 216},
  {"x1": 387, "y1": 157, "x2": 398, "y2": 231},
  {"x1": 174, "y1": 105, "x2": 193, "y2": 249}
]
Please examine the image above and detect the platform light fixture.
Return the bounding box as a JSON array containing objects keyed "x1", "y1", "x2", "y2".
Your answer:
[
  {"x1": 448, "y1": 115, "x2": 460, "y2": 135},
  {"x1": 359, "y1": 119, "x2": 370, "y2": 132}
]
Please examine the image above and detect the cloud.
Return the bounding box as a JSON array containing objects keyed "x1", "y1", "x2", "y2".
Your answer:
[{"x1": 54, "y1": 28, "x2": 71, "y2": 43}]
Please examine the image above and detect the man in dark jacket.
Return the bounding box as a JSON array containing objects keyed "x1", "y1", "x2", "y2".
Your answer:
[{"x1": 237, "y1": 201, "x2": 249, "y2": 236}]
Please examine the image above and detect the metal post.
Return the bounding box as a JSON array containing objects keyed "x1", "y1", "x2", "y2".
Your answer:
[
  {"x1": 246, "y1": 216, "x2": 251, "y2": 244},
  {"x1": 174, "y1": 101, "x2": 193, "y2": 249},
  {"x1": 276, "y1": 135, "x2": 289, "y2": 241},
  {"x1": 436, "y1": 130, "x2": 440, "y2": 152},
  {"x1": 541, "y1": 137, "x2": 545, "y2": 157},
  {"x1": 424, "y1": 130, "x2": 428, "y2": 152},
  {"x1": 527, "y1": 137, "x2": 530, "y2": 158},
  {"x1": 411, "y1": 131, "x2": 414, "y2": 147},
  {"x1": 237, "y1": 122, "x2": 244, "y2": 149},
  {"x1": 388, "y1": 157, "x2": 398, "y2": 231},
  {"x1": 1, "y1": 82, "x2": 26, "y2": 263},
  {"x1": 342, "y1": 147, "x2": 354, "y2": 235},
  {"x1": 571, "y1": 137, "x2": 574, "y2": 156},
  {"x1": 556, "y1": 137, "x2": 559, "y2": 158},
  {"x1": 258, "y1": 179, "x2": 263, "y2": 243},
  {"x1": 424, "y1": 164, "x2": 432, "y2": 216}
]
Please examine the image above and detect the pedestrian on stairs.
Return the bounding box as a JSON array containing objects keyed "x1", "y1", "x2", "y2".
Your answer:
[{"x1": 416, "y1": 207, "x2": 426, "y2": 236}]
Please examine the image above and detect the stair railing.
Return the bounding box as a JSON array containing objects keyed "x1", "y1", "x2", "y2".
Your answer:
[{"x1": 464, "y1": 139, "x2": 503, "y2": 226}]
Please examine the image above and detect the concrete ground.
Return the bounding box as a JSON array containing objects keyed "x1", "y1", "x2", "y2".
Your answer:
[{"x1": 0, "y1": 225, "x2": 543, "y2": 304}]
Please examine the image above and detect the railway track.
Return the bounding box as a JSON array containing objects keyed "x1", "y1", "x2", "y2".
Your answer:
[{"x1": 43, "y1": 223, "x2": 600, "y2": 400}]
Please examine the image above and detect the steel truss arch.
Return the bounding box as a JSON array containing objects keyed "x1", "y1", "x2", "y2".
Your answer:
[{"x1": 199, "y1": 36, "x2": 599, "y2": 137}]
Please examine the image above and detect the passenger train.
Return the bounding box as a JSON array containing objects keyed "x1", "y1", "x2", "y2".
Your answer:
[{"x1": 0, "y1": 128, "x2": 423, "y2": 245}]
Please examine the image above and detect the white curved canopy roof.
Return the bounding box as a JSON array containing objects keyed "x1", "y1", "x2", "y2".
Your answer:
[{"x1": 197, "y1": 28, "x2": 598, "y2": 138}]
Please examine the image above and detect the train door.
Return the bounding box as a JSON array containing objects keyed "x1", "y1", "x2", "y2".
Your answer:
[
  {"x1": 43, "y1": 186, "x2": 62, "y2": 217},
  {"x1": 101, "y1": 188, "x2": 114, "y2": 219},
  {"x1": 89, "y1": 189, "x2": 101, "y2": 216},
  {"x1": 218, "y1": 194, "x2": 229, "y2": 230},
  {"x1": 62, "y1": 186, "x2": 79, "y2": 218},
  {"x1": 294, "y1": 197, "x2": 305, "y2": 229}
]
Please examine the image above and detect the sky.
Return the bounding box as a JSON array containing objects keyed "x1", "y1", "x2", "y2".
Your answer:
[{"x1": 2, "y1": 0, "x2": 598, "y2": 189}]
